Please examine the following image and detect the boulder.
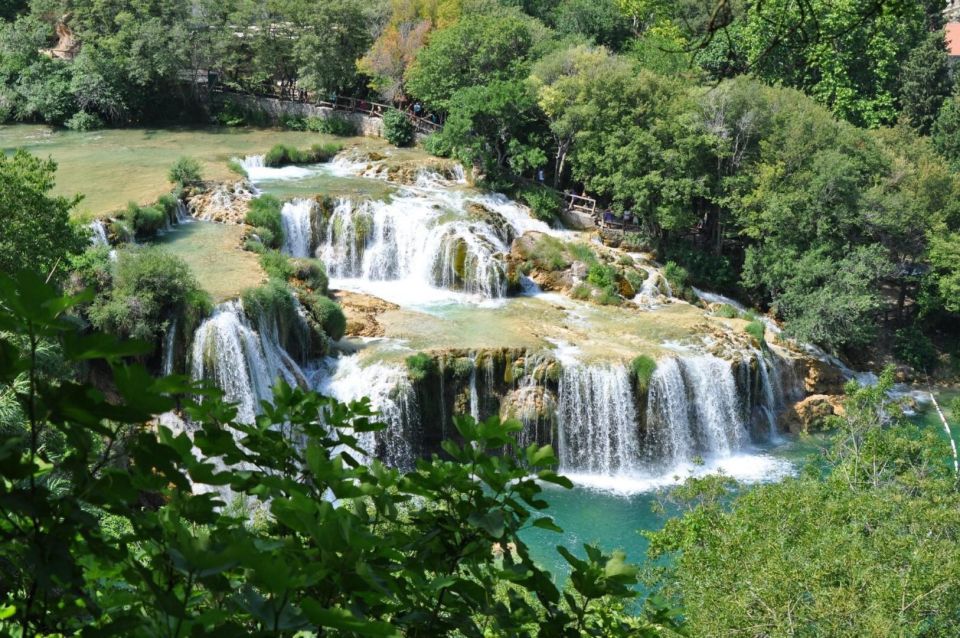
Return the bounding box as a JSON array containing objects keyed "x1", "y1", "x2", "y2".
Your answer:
[
  {"x1": 802, "y1": 358, "x2": 846, "y2": 395},
  {"x1": 779, "y1": 395, "x2": 846, "y2": 434},
  {"x1": 332, "y1": 290, "x2": 399, "y2": 338}
]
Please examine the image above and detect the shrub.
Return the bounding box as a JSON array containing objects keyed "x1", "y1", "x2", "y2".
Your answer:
[
  {"x1": 624, "y1": 269, "x2": 645, "y2": 292},
  {"x1": 745, "y1": 320, "x2": 766, "y2": 345},
  {"x1": 127, "y1": 202, "x2": 166, "y2": 239},
  {"x1": 383, "y1": 109, "x2": 415, "y2": 147},
  {"x1": 303, "y1": 292, "x2": 346, "y2": 341},
  {"x1": 65, "y1": 110, "x2": 104, "y2": 131},
  {"x1": 568, "y1": 242, "x2": 598, "y2": 265},
  {"x1": 530, "y1": 235, "x2": 570, "y2": 271},
  {"x1": 716, "y1": 304, "x2": 740, "y2": 319},
  {"x1": 621, "y1": 231, "x2": 653, "y2": 252},
  {"x1": 279, "y1": 114, "x2": 307, "y2": 130},
  {"x1": 423, "y1": 132, "x2": 453, "y2": 157},
  {"x1": 156, "y1": 194, "x2": 179, "y2": 225},
  {"x1": 245, "y1": 195, "x2": 283, "y2": 248},
  {"x1": 242, "y1": 280, "x2": 309, "y2": 360},
  {"x1": 519, "y1": 185, "x2": 562, "y2": 222},
  {"x1": 595, "y1": 285, "x2": 622, "y2": 306},
  {"x1": 263, "y1": 143, "x2": 342, "y2": 167},
  {"x1": 306, "y1": 114, "x2": 358, "y2": 136},
  {"x1": 587, "y1": 263, "x2": 618, "y2": 289},
  {"x1": 571, "y1": 282, "x2": 593, "y2": 300},
  {"x1": 406, "y1": 352, "x2": 438, "y2": 382},
  {"x1": 88, "y1": 246, "x2": 211, "y2": 347},
  {"x1": 630, "y1": 355, "x2": 657, "y2": 391},
  {"x1": 109, "y1": 218, "x2": 134, "y2": 244},
  {"x1": 289, "y1": 258, "x2": 329, "y2": 294},
  {"x1": 894, "y1": 325, "x2": 938, "y2": 371},
  {"x1": 259, "y1": 250, "x2": 295, "y2": 281},
  {"x1": 168, "y1": 157, "x2": 202, "y2": 186},
  {"x1": 226, "y1": 159, "x2": 248, "y2": 178},
  {"x1": 663, "y1": 261, "x2": 689, "y2": 291}
]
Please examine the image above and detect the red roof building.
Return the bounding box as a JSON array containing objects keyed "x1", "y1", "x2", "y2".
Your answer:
[{"x1": 947, "y1": 23, "x2": 960, "y2": 58}]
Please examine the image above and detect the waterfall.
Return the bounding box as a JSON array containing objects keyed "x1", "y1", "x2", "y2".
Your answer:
[
  {"x1": 317, "y1": 195, "x2": 513, "y2": 298},
  {"x1": 644, "y1": 355, "x2": 749, "y2": 468},
  {"x1": 89, "y1": 220, "x2": 109, "y2": 246},
  {"x1": 191, "y1": 301, "x2": 306, "y2": 424},
  {"x1": 162, "y1": 318, "x2": 178, "y2": 376},
  {"x1": 175, "y1": 199, "x2": 191, "y2": 224},
  {"x1": 468, "y1": 355, "x2": 480, "y2": 422},
  {"x1": 280, "y1": 198, "x2": 315, "y2": 258},
  {"x1": 314, "y1": 356, "x2": 420, "y2": 469},
  {"x1": 557, "y1": 363, "x2": 639, "y2": 476}
]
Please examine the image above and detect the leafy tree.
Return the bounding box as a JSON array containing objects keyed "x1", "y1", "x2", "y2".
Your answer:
[
  {"x1": 0, "y1": 271, "x2": 683, "y2": 636},
  {"x1": 404, "y1": 10, "x2": 542, "y2": 110},
  {"x1": 647, "y1": 369, "x2": 960, "y2": 636},
  {"x1": 433, "y1": 79, "x2": 546, "y2": 180},
  {"x1": 0, "y1": 150, "x2": 84, "y2": 279},
  {"x1": 287, "y1": 0, "x2": 373, "y2": 95},
  {"x1": 549, "y1": 0, "x2": 632, "y2": 50},
  {"x1": 899, "y1": 30, "x2": 953, "y2": 135},
  {"x1": 932, "y1": 94, "x2": 960, "y2": 169},
  {"x1": 168, "y1": 156, "x2": 202, "y2": 186},
  {"x1": 383, "y1": 108, "x2": 415, "y2": 147},
  {"x1": 88, "y1": 246, "x2": 211, "y2": 352}
]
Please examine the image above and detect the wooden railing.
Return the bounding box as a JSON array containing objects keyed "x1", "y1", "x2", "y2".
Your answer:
[
  {"x1": 316, "y1": 96, "x2": 442, "y2": 134},
  {"x1": 562, "y1": 192, "x2": 597, "y2": 214}
]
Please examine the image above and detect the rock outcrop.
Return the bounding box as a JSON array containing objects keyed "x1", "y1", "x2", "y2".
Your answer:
[
  {"x1": 332, "y1": 290, "x2": 399, "y2": 338},
  {"x1": 186, "y1": 181, "x2": 255, "y2": 224},
  {"x1": 779, "y1": 394, "x2": 845, "y2": 434}
]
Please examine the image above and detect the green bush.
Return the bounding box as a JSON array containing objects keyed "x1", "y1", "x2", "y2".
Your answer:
[
  {"x1": 303, "y1": 292, "x2": 346, "y2": 341},
  {"x1": 423, "y1": 132, "x2": 453, "y2": 157},
  {"x1": 406, "y1": 352, "x2": 438, "y2": 382},
  {"x1": 279, "y1": 114, "x2": 307, "y2": 130},
  {"x1": 568, "y1": 242, "x2": 598, "y2": 265},
  {"x1": 156, "y1": 193, "x2": 179, "y2": 225},
  {"x1": 663, "y1": 261, "x2": 689, "y2": 291},
  {"x1": 241, "y1": 280, "x2": 309, "y2": 360},
  {"x1": 259, "y1": 250, "x2": 295, "y2": 281},
  {"x1": 587, "y1": 263, "x2": 618, "y2": 289},
  {"x1": 630, "y1": 355, "x2": 657, "y2": 391},
  {"x1": 745, "y1": 320, "x2": 766, "y2": 345},
  {"x1": 168, "y1": 157, "x2": 202, "y2": 186},
  {"x1": 520, "y1": 184, "x2": 562, "y2": 222},
  {"x1": 530, "y1": 235, "x2": 570, "y2": 271},
  {"x1": 88, "y1": 246, "x2": 211, "y2": 348},
  {"x1": 108, "y1": 218, "x2": 134, "y2": 244},
  {"x1": 621, "y1": 231, "x2": 653, "y2": 252},
  {"x1": 716, "y1": 304, "x2": 740, "y2": 319},
  {"x1": 263, "y1": 143, "x2": 342, "y2": 167},
  {"x1": 571, "y1": 282, "x2": 593, "y2": 300},
  {"x1": 624, "y1": 269, "x2": 645, "y2": 292},
  {"x1": 245, "y1": 195, "x2": 283, "y2": 248},
  {"x1": 226, "y1": 158, "x2": 248, "y2": 178},
  {"x1": 894, "y1": 324, "x2": 938, "y2": 371},
  {"x1": 595, "y1": 284, "x2": 622, "y2": 306},
  {"x1": 65, "y1": 110, "x2": 104, "y2": 131},
  {"x1": 127, "y1": 202, "x2": 166, "y2": 239},
  {"x1": 289, "y1": 258, "x2": 329, "y2": 294},
  {"x1": 383, "y1": 109, "x2": 415, "y2": 147},
  {"x1": 306, "y1": 114, "x2": 358, "y2": 136}
]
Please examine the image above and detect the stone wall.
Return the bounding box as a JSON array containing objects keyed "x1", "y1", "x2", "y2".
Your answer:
[{"x1": 214, "y1": 92, "x2": 385, "y2": 138}]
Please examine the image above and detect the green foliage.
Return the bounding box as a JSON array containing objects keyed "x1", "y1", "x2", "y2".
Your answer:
[
  {"x1": 302, "y1": 292, "x2": 346, "y2": 342},
  {"x1": 594, "y1": 285, "x2": 622, "y2": 306},
  {"x1": 0, "y1": 150, "x2": 84, "y2": 279},
  {"x1": 288, "y1": 258, "x2": 329, "y2": 294},
  {"x1": 226, "y1": 158, "x2": 248, "y2": 178},
  {"x1": 647, "y1": 369, "x2": 960, "y2": 636},
  {"x1": 108, "y1": 218, "x2": 134, "y2": 244},
  {"x1": 587, "y1": 263, "x2": 618, "y2": 289},
  {"x1": 406, "y1": 352, "x2": 438, "y2": 382},
  {"x1": 519, "y1": 184, "x2": 562, "y2": 222},
  {"x1": 744, "y1": 320, "x2": 765, "y2": 345},
  {"x1": 259, "y1": 250, "x2": 296, "y2": 282},
  {"x1": 630, "y1": 355, "x2": 656, "y2": 391},
  {"x1": 933, "y1": 95, "x2": 960, "y2": 169},
  {"x1": 245, "y1": 195, "x2": 284, "y2": 249},
  {"x1": 529, "y1": 235, "x2": 571, "y2": 271},
  {"x1": 64, "y1": 110, "x2": 104, "y2": 131},
  {"x1": 894, "y1": 324, "x2": 938, "y2": 371},
  {"x1": 126, "y1": 201, "x2": 166, "y2": 239},
  {"x1": 662, "y1": 261, "x2": 688, "y2": 291},
  {"x1": 168, "y1": 156, "x2": 202, "y2": 186},
  {"x1": 383, "y1": 109, "x2": 415, "y2": 147},
  {"x1": 567, "y1": 242, "x2": 598, "y2": 265},
  {"x1": 899, "y1": 31, "x2": 953, "y2": 135},
  {"x1": 305, "y1": 115, "x2": 359, "y2": 136},
  {"x1": 264, "y1": 143, "x2": 342, "y2": 167},
  {"x1": 714, "y1": 304, "x2": 739, "y2": 319},
  {"x1": 405, "y1": 10, "x2": 541, "y2": 110},
  {"x1": 241, "y1": 280, "x2": 309, "y2": 359},
  {"x1": 88, "y1": 246, "x2": 211, "y2": 350}
]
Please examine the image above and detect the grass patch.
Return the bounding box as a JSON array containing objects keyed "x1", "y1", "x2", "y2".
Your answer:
[
  {"x1": 406, "y1": 352, "x2": 438, "y2": 382},
  {"x1": 630, "y1": 355, "x2": 657, "y2": 392},
  {"x1": 745, "y1": 320, "x2": 766, "y2": 346}
]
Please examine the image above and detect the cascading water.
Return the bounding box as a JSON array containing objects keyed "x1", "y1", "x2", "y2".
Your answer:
[
  {"x1": 644, "y1": 355, "x2": 749, "y2": 468},
  {"x1": 314, "y1": 356, "x2": 420, "y2": 470},
  {"x1": 162, "y1": 318, "x2": 178, "y2": 376},
  {"x1": 89, "y1": 220, "x2": 109, "y2": 246},
  {"x1": 191, "y1": 301, "x2": 307, "y2": 424},
  {"x1": 316, "y1": 195, "x2": 513, "y2": 298},
  {"x1": 557, "y1": 363, "x2": 640, "y2": 476},
  {"x1": 280, "y1": 198, "x2": 315, "y2": 258}
]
